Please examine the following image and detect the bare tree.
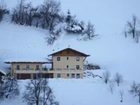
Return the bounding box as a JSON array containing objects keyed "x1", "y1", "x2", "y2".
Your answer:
[
  {"x1": 108, "y1": 81, "x2": 115, "y2": 94},
  {"x1": 125, "y1": 15, "x2": 140, "y2": 43},
  {"x1": 82, "y1": 22, "x2": 97, "y2": 40},
  {"x1": 102, "y1": 71, "x2": 111, "y2": 84},
  {"x1": 119, "y1": 90, "x2": 124, "y2": 102},
  {"x1": 23, "y1": 78, "x2": 59, "y2": 105},
  {"x1": 46, "y1": 27, "x2": 61, "y2": 45},
  {"x1": 114, "y1": 72, "x2": 123, "y2": 86},
  {"x1": 11, "y1": 0, "x2": 25, "y2": 24},
  {"x1": 0, "y1": 0, "x2": 8, "y2": 22},
  {"x1": 39, "y1": 0, "x2": 61, "y2": 31},
  {"x1": 130, "y1": 81, "x2": 140, "y2": 103}
]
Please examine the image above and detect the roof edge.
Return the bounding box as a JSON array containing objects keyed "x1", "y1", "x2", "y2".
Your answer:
[{"x1": 49, "y1": 48, "x2": 90, "y2": 57}]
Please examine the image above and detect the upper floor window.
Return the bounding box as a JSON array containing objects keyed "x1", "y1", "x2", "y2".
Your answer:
[
  {"x1": 66, "y1": 65, "x2": 69, "y2": 69},
  {"x1": 57, "y1": 57, "x2": 60, "y2": 61},
  {"x1": 26, "y1": 65, "x2": 30, "y2": 70},
  {"x1": 16, "y1": 65, "x2": 20, "y2": 70},
  {"x1": 36, "y1": 65, "x2": 40, "y2": 70},
  {"x1": 67, "y1": 57, "x2": 69, "y2": 60},
  {"x1": 76, "y1": 65, "x2": 80, "y2": 70},
  {"x1": 76, "y1": 57, "x2": 80, "y2": 61}
]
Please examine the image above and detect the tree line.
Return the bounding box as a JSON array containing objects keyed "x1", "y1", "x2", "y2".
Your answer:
[
  {"x1": 1, "y1": 0, "x2": 140, "y2": 44},
  {"x1": 0, "y1": 0, "x2": 97, "y2": 44}
]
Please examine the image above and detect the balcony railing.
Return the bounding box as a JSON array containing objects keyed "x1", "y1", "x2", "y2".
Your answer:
[
  {"x1": 53, "y1": 68, "x2": 82, "y2": 71},
  {"x1": 15, "y1": 68, "x2": 53, "y2": 71}
]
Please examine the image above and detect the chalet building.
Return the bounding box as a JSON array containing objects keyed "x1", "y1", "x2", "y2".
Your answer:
[
  {"x1": 5, "y1": 48, "x2": 89, "y2": 79},
  {"x1": 49, "y1": 48, "x2": 89, "y2": 78}
]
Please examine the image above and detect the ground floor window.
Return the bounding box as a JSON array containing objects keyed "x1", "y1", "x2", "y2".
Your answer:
[
  {"x1": 17, "y1": 73, "x2": 31, "y2": 79},
  {"x1": 76, "y1": 74, "x2": 80, "y2": 78},
  {"x1": 67, "y1": 73, "x2": 70, "y2": 77},
  {"x1": 76, "y1": 65, "x2": 80, "y2": 70},
  {"x1": 33, "y1": 73, "x2": 43, "y2": 79},
  {"x1": 71, "y1": 73, "x2": 75, "y2": 78},
  {"x1": 57, "y1": 73, "x2": 61, "y2": 78}
]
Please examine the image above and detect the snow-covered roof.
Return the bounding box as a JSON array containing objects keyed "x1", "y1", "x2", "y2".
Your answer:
[
  {"x1": 49, "y1": 48, "x2": 90, "y2": 57},
  {"x1": 5, "y1": 61, "x2": 48, "y2": 64}
]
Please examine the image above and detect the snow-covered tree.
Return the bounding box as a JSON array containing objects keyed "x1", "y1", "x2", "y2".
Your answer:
[
  {"x1": 119, "y1": 90, "x2": 124, "y2": 102},
  {"x1": 125, "y1": 15, "x2": 140, "y2": 43},
  {"x1": 108, "y1": 81, "x2": 115, "y2": 94},
  {"x1": 46, "y1": 27, "x2": 61, "y2": 45},
  {"x1": 0, "y1": 0, "x2": 8, "y2": 22},
  {"x1": 114, "y1": 72, "x2": 123, "y2": 86},
  {"x1": 39, "y1": 0, "x2": 62, "y2": 31},
  {"x1": 65, "y1": 10, "x2": 84, "y2": 34},
  {"x1": 23, "y1": 78, "x2": 59, "y2": 105},
  {"x1": 130, "y1": 81, "x2": 140, "y2": 103},
  {"x1": 102, "y1": 71, "x2": 111, "y2": 84},
  {"x1": 82, "y1": 22, "x2": 96, "y2": 40},
  {"x1": 65, "y1": 10, "x2": 72, "y2": 25},
  {"x1": 0, "y1": 77, "x2": 19, "y2": 100}
]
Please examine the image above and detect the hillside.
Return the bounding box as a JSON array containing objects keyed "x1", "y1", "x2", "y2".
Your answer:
[{"x1": 0, "y1": 0, "x2": 140, "y2": 105}]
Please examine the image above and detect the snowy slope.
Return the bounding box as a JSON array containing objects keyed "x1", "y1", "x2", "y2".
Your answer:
[
  {"x1": 0, "y1": 22, "x2": 49, "y2": 61},
  {"x1": 0, "y1": 0, "x2": 140, "y2": 105},
  {"x1": 2, "y1": 0, "x2": 140, "y2": 81},
  {"x1": 0, "y1": 79, "x2": 139, "y2": 105}
]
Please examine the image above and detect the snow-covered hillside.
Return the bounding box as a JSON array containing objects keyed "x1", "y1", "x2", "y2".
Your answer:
[
  {"x1": 0, "y1": 79, "x2": 138, "y2": 105},
  {"x1": 2, "y1": 0, "x2": 140, "y2": 81},
  {"x1": 0, "y1": 0, "x2": 140, "y2": 105}
]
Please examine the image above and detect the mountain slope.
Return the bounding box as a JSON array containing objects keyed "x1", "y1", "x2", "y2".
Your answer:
[{"x1": 0, "y1": 0, "x2": 140, "y2": 105}]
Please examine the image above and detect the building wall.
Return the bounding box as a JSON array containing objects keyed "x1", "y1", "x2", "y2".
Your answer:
[
  {"x1": 52, "y1": 56, "x2": 84, "y2": 78},
  {"x1": 12, "y1": 63, "x2": 42, "y2": 71},
  {"x1": 11, "y1": 63, "x2": 43, "y2": 79},
  {"x1": 10, "y1": 56, "x2": 85, "y2": 79},
  {"x1": 53, "y1": 56, "x2": 84, "y2": 70}
]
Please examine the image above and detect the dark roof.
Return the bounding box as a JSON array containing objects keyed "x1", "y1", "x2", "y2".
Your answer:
[
  {"x1": 49, "y1": 48, "x2": 90, "y2": 57},
  {"x1": 5, "y1": 61, "x2": 48, "y2": 64}
]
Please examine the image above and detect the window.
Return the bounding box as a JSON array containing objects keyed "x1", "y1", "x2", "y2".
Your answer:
[
  {"x1": 57, "y1": 73, "x2": 61, "y2": 78},
  {"x1": 16, "y1": 65, "x2": 20, "y2": 70},
  {"x1": 66, "y1": 65, "x2": 69, "y2": 69},
  {"x1": 76, "y1": 74, "x2": 80, "y2": 78},
  {"x1": 36, "y1": 65, "x2": 40, "y2": 70},
  {"x1": 76, "y1": 57, "x2": 80, "y2": 61},
  {"x1": 67, "y1": 57, "x2": 69, "y2": 60},
  {"x1": 33, "y1": 73, "x2": 42, "y2": 79},
  {"x1": 71, "y1": 74, "x2": 75, "y2": 78},
  {"x1": 67, "y1": 74, "x2": 70, "y2": 77},
  {"x1": 76, "y1": 65, "x2": 80, "y2": 70},
  {"x1": 57, "y1": 57, "x2": 60, "y2": 61},
  {"x1": 26, "y1": 65, "x2": 30, "y2": 70}
]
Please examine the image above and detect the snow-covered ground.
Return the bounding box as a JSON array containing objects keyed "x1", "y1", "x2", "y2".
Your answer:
[
  {"x1": 0, "y1": 78, "x2": 138, "y2": 105},
  {"x1": 0, "y1": 0, "x2": 140, "y2": 105}
]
